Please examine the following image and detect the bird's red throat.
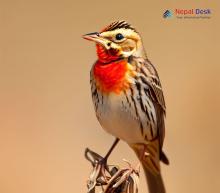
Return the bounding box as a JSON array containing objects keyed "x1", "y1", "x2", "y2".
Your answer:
[{"x1": 93, "y1": 45, "x2": 131, "y2": 94}]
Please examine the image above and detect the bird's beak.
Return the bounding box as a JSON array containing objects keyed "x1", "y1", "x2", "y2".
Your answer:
[
  {"x1": 82, "y1": 32, "x2": 100, "y2": 41},
  {"x1": 82, "y1": 32, "x2": 110, "y2": 49}
]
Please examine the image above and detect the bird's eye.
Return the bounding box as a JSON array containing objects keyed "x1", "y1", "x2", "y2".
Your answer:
[{"x1": 115, "y1": 33, "x2": 124, "y2": 41}]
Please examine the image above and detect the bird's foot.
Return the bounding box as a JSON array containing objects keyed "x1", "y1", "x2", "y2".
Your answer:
[{"x1": 85, "y1": 148, "x2": 111, "y2": 191}]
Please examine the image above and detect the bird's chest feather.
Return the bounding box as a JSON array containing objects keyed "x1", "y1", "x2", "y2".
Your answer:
[
  {"x1": 93, "y1": 60, "x2": 134, "y2": 94},
  {"x1": 91, "y1": 60, "x2": 145, "y2": 143},
  {"x1": 91, "y1": 66, "x2": 144, "y2": 143},
  {"x1": 96, "y1": 92, "x2": 143, "y2": 143}
]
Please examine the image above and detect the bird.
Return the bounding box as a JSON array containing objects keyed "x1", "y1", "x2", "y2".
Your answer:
[{"x1": 83, "y1": 20, "x2": 169, "y2": 193}]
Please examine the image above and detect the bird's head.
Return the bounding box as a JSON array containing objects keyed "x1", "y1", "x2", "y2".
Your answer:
[{"x1": 83, "y1": 20, "x2": 146, "y2": 63}]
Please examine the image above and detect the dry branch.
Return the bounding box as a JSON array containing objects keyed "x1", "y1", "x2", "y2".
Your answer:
[{"x1": 85, "y1": 148, "x2": 140, "y2": 193}]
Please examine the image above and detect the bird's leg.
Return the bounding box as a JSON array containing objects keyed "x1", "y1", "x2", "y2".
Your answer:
[
  {"x1": 104, "y1": 138, "x2": 120, "y2": 161},
  {"x1": 98, "y1": 138, "x2": 120, "y2": 181}
]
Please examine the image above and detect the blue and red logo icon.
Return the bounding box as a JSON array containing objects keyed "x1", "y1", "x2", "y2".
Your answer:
[{"x1": 163, "y1": 10, "x2": 172, "y2": 18}]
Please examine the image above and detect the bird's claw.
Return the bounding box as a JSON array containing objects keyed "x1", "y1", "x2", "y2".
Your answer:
[
  {"x1": 85, "y1": 148, "x2": 140, "y2": 193},
  {"x1": 85, "y1": 148, "x2": 111, "y2": 191}
]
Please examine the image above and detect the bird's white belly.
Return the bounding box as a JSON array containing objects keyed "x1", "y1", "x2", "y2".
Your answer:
[{"x1": 97, "y1": 93, "x2": 144, "y2": 144}]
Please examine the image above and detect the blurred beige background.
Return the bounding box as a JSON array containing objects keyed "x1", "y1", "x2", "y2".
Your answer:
[{"x1": 0, "y1": 0, "x2": 219, "y2": 193}]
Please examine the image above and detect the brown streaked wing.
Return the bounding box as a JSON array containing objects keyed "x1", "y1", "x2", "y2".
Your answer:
[
  {"x1": 144, "y1": 59, "x2": 166, "y2": 151},
  {"x1": 135, "y1": 57, "x2": 166, "y2": 150}
]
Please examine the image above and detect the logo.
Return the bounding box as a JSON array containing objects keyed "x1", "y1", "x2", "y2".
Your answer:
[
  {"x1": 163, "y1": 10, "x2": 172, "y2": 18},
  {"x1": 163, "y1": 8, "x2": 212, "y2": 19}
]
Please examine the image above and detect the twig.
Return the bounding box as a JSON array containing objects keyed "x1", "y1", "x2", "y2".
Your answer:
[{"x1": 85, "y1": 148, "x2": 140, "y2": 193}]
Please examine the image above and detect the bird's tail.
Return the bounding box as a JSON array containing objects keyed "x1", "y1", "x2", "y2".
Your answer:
[
  {"x1": 130, "y1": 140, "x2": 167, "y2": 193},
  {"x1": 143, "y1": 164, "x2": 165, "y2": 193}
]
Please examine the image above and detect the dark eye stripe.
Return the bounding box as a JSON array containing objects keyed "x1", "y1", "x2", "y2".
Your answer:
[{"x1": 115, "y1": 33, "x2": 124, "y2": 40}]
